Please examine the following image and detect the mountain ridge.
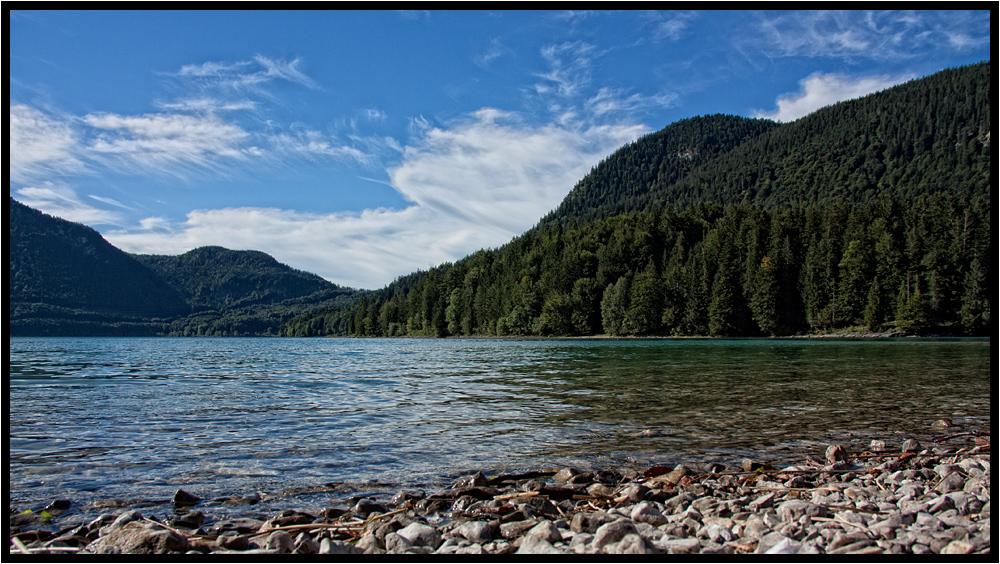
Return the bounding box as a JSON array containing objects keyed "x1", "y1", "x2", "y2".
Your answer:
[
  {"x1": 9, "y1": 198, "x2": 361, "y2": 336},
  {"x1": 283, "y1": 61, "x2": 991, "y2": 338}
]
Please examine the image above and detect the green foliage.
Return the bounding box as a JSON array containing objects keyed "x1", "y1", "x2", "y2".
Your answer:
[
  {"x1": 286, "y1": 62, "x2": 990, "y2": 339},
  {"x1": 287, "y1": 194, "x2": 989, "y2": 338}
]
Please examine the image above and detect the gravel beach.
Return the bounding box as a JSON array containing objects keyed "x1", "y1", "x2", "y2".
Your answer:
[{"x1": 9, "y1": 433, "x2": 990, "y2": 556}]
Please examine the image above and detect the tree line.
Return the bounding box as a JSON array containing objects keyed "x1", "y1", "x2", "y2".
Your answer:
[{"x1": 282, "y1": 191, "x2": 990, "y2": 338}]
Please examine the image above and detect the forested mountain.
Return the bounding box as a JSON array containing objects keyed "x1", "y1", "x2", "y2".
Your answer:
[
  {"x1": 9, "y1": 199, "x2": 360, "y2": 336},
  {"x1": 543, "y1": 62, "x2": 990, "y2": 225},
  {"x1": 539, "y1": 114, "x2": 779, "y2": 225},
  {"x1": 283, "y1": 62, "x2": 991, "y2": 338}
]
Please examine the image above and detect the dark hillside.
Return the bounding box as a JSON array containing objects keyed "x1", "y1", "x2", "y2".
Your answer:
[
  {"x1": 540, "y1": 114, "x2": 779, "y2": 226},
  {"x1": 9, "y1": 198, "x2": 188, "y2": 326},
  {"x1": 9, "y1": 198, "x2": 360, "y2": 336}
]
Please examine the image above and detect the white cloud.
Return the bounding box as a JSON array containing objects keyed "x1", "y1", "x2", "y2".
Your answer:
[
  {"x1": 15, "y1": 184, "x2": 122, "y2": 226},
  {"x1": 84, "y1": 112, "x2": 252, "y2": 176},
  {"x1": 390, "y1": 108, "x2": 646, "y2": 234},
  {"x1": 173, "y1": 56, "x2": 318, "y2": 92},
  {"x1": 106, "y1": 108, "x2": 648, "y2": 289},
  {"x1": 107, "y1": 206, "x2": 508, "y2": 290},
  {"x1": 586, "y1": 87, "x2": 678, "y2": 117},
  {"x1": 9, "y1": 104, "x2": 84, "y2": 182},
  {"x1": 534, "y1": 41, "x2": 600, "y2": 100},
  {"x1": 757, "y1": 10, "x2": 991, "y2": 61},
  {"x1": 753, "y1": 72, "x2": 913, "y2": 122},
  {"x1": 474, "y1": 37, "x2": 513, "y2": 68},
  {"x1": 269, "y1": 129, "x2": 371, "y2": 165},
  {"x1": 648, "y1": 10, "x2": 697, "y2": 41}
]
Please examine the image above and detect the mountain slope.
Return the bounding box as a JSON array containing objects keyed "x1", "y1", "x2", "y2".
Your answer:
[
  {"x1": 284, "y1": 62, "x2": 991, "y2": 338},
  {"x1": 543, "y1": 61, "x2": 990, "y2": 224},
  {"x1": 9, "y1": 199, "x2": 360, "y2": 336},
  {"x1": 10, "y1": 198, "x2": 189, "y2": 325},
  {"x1": 133, "y1": 246, "x2": 341, "y2": 310},
  {"x1": 539, "y1": 114, "x2": 779, "y2": 226}
]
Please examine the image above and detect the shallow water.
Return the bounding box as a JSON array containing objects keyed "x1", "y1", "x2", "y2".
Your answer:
[{"x1": 8, "y1": 336, "x2": 991, "y2": 519}]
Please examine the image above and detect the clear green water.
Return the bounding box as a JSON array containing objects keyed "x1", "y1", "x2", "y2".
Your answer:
[{"x1": 8, "y1": 336, "x2": 991, "y2": 516}]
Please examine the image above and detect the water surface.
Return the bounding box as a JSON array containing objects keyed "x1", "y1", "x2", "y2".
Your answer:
[{"x1": 8, "y1": 336, "x2": 990, "y2": 519}]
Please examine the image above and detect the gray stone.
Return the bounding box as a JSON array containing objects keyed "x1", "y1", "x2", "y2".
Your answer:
[
  {"x1": 352, "y1": 535, "x2": 380, "y2": 553},
  {"x1": 748, "y1": 492, "x2": 775, "y2": 511},
  {"x1": 740, "y1": 516, "x2": 769, "y2": 539},
  {"x1": 100, "y1": 509, "x2": 144, "y2": 535},
  {"x1": 172, "y1": 489, "x2": 201, "y2": 507},
  {"x1": 935, "y1": 472, "x2": 967, "y2": 494},
  {"x1": 455, "y1": 543, "x2": 484, "y2": 554},
  {"x1": 453, "y1": 471, "x2": 490, "y2": 489},
  {"x1": 569, "y1": 532, "x2": 594, "y2": 554},
  {"x1": 384, "y1": 532, "x2": 413, "y2": 554},
  {"x1": 586, "y1": 483, "x2": 615, "y2": 497},
  {"x1": 592, "y1": 519, "x2": 638, "y2": 550},
  {"x1": 654, "y1": 537, "x2": 702, "y2": 554},
  {"x1": 214, "y1": 533, "x2": 249, "y2": 551},
  {"x1": 85, "y1": 522, "x2": 190, "y2": 555},
  {"x1": 755, "y1": 532, "x2": 792, "y2": 554},
  {"x1": 691, "y1": 496, "x2": 719, "y2": 513},
  {"x1": 700, "y1": 523, "x2": 734, "y2": 544},
  {"x1": 776, "y1": 500, "x2": 828, "y2": 522},
  {"x1": 826, "y1": 444, "x2": 849, "y2": 464},
  {"x1": 525, "y1": 520, "x2": 563, "y2": 544},
  {"x1": 829, "y1": 539, "x2": 876, "y2": 554},
  {"x1": 265, "y1": 530, "x2": 294, "y2": 554},
  {"x1": 552, "y1": 468, "x2": 580, "y2": 483},
  {"x1": 630, "y1": 501, "x2": 668, "y2": 526},
  {"x1": 454, "y1": 520, "x2": 493, "y2": 543},
  {"x1": 619, "y1": 484, "x2": 649, "y2": 502},
  {"x1": 570, "y1": 511, "x2": 616, "y2": 533},
  {"x1": 396, "y1": 522, "x2": 442, "y2": 549},
  {"x1": 934, "y1": 463, "x2": 963, "y2": 478},
  {"x1": 499, "y1": 519, "x2": 538, "y2": 540},
  {"x1": 941, "y1": 540, "x2": 976, "y2": 554},
  {"x1": 515, "y1": 534, "x2": 565, "y2": 554},
  {"x1": 293, "y1": 532, "x2": 319, "y2": 554},
  {"x1": 351, "y1": 498, "x2": 386, "y2": 517},
  {"x1": 827, "y1": 531, "x2": 870, "y2": 551},
  {"x1": 764, "y1": 537, "x2": 800, "y2": 555},
  {"x1": 606, "y1": 533, "x2": 656, "y2": 554}
]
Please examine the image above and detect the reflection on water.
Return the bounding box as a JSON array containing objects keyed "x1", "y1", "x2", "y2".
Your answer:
[{"x1": 8, "y1": 337, "x2": 990, "y2": 514}]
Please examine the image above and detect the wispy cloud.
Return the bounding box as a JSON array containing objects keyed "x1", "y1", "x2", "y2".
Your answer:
[
  {"x1": 84, "y1": 112, "x2": 253, "y2": 176},
  {"x1": 269, "y1": 129, "x2": 371, "y2": 165},
  {"x1": 474, "y1": 37, "x2": 514, "y2": 69},
  {"x1": 9, "y1": 104, "x2": 85, "y2": 183},
  {"x1": 586, "y1": 87, "x2": 678, "y2": 117},
  {"x1": 534, "y1": 41, "x2": 601, "y2": 100},
  {"x1": 753, "y1": 72, "x2": 913, "y2": 122},
  {"x1": 10, "y1": 55, "x2": 383, "y2": 184},
  {"x1": 391, "y1": 108, "x2": 646, "y2": 233},
  {"x1": 756, "y1": 10, "x2": 990, "y2": 61},
  {"x1": 173, "y1": 55, "x2": 318, "y2": 92},
  {"x1": 106, "y1": 110, "x2": 646, "y2": 288},
  {"x1": 647, "y1": 10, "x2": 697, "y2": 41},
  {"x1": 15, "y1": 183, "x2": 123, "y2": 226}
]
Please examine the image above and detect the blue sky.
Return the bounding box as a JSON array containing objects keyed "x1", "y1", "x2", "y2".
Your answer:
[{"x1": 9, "y1": 10, "x2": 991, "y2": 289}]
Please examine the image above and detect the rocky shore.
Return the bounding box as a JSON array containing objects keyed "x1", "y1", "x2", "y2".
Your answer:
[{"x1": 9, "y1": 435, "x2": 990, "y2": 556}]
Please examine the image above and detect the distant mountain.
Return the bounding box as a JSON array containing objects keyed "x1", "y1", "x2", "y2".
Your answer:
[
  {"x1": 284, "y1": 61, "x2": 991, "y2": 338},
  {"x1": 9, "y1": 198, "x2": 360, "y2": 336}
]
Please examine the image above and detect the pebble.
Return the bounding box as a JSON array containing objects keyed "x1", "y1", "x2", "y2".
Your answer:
[{"x1": 8, "y1": 441, "x2": 991, "y2": 555}]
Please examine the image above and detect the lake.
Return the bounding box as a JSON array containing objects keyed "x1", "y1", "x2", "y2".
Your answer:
[{"x1": 8, "y1": 336, "x2": 991, "y2": 520}]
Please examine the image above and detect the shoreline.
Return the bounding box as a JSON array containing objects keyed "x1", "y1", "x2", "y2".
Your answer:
[{"x1": 10, "y1": 434, "x2": 990, "y2": 555}]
